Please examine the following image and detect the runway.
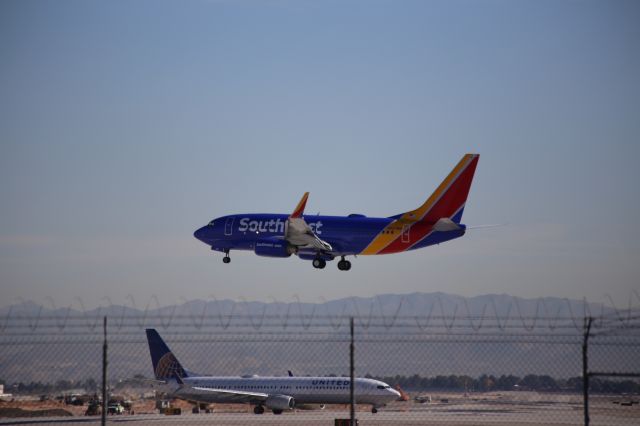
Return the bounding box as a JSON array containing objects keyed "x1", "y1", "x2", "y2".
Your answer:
[{"x1": 1, "y1": 397, "x2": 638, "y2": 426}]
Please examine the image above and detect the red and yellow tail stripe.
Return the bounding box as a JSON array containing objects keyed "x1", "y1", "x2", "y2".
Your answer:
[
  {"x1": 361, "y1": 154, "x2": 479, "y2": 255},
  {"x1": 290, "y1": 192, "x2": 310, "y2": 218}
]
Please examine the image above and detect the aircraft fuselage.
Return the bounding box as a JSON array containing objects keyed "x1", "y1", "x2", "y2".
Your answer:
[
  {"x1": 195, "y1": 213, "x2": 465, "y2": 256},
  {"x1": 163, "y1": 376, "x2": 399, "y2": 407},
  {"x1": 194, "y1": 154, "x2": 478, "y2": 269}
]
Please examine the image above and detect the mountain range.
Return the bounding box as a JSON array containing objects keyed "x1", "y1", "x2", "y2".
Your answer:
[{"x1": 1, "y1": 292, "x2": 637, "y2": 384}]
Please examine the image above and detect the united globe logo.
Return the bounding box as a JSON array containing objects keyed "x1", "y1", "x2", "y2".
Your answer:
[{"x1": 155, "y1": 352, "x2": 186, "y2": 379}]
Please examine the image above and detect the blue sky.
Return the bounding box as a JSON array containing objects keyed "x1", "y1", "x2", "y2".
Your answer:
[{"x1": 1, "y1": 0, "x2": 639, "y2": 308}]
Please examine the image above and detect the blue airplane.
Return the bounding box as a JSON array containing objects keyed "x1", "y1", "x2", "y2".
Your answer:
[{"x1": 194, "y1": 154, "x2": 479, "y2": 270}]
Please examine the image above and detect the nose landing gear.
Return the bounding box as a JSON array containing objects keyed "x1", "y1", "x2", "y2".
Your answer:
[{"x1": 222, "y1": 250, "x2": 231, "y2": 264}]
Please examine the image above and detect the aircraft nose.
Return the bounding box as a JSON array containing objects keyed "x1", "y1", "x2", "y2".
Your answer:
[
  {"x1": 390, "y1": 388, "x2": 401, "y2": 399},
  {"x1": 194, "y1": 226, "x2": 208, "y2": 243}
]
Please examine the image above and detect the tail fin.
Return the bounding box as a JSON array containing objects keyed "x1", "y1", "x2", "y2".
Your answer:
[
  {"x1": 362, "y1": 154, "x2": 479, "y2": 255},
  {"x1": 398, "y1": 153, "x2": 479, "y2": 224},
  {"x1": 145, "y1": 329, "x2": 188, "y2": 381}
]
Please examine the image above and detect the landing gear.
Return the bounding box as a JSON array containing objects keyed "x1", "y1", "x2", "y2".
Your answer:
[
  {"x1": 337, "y1": 257, "x2": 351, "y2": 271},
  {"x1": 371, "y1": 407, "x2": 378, "y2": 414},
  {"x1": 253, "y1": 405, "x2": 265, "y2": 415},
  {"x1": 223, "y1": 250, "x2": 231, "y2": 264},
  {"x1": 312, "y1": 258, "x2": 326, "y2": 269},
  {"x1": 272, "y1": 409, "x2": 283, "y2": 415}
]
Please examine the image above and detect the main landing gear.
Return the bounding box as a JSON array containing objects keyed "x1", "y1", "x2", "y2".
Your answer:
[
  {"x1": 253, "y1": 405, "x2": 265, "y2": 415},
  {"x1": 312, "y1": 258, "x2": 326, "y2": 269},
  {"x1": 371, "y1": 407, "x2": 378, "y2": 414},
  {"x1": 222, "y1": 250, "x2": 231, "y2": 264},
  {"x1": 337, "y1": 256, "x2": 351, "y2": 271},
  {"x1": 313, "y1": 256, "x2": 352, "y2": 270}
]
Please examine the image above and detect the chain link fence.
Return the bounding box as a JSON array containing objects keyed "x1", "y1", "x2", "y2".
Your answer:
[{"x1": 1, "y1": 297, "x2": 639, "y2": 425}]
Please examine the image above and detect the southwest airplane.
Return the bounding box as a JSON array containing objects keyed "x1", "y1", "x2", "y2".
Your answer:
[
  {"x1": 146, "y1": 329, "x2": 400, "y2": 414},
  {"x1": 194, "y1": 154, "x2": 479, "y2": 270}
]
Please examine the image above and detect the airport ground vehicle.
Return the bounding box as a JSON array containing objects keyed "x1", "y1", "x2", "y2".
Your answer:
[{"x1": 107, "y1": 403, "x2": 124, "y2": 415}]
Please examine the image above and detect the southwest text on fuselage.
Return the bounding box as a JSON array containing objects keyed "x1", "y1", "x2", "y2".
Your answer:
[{"x1": 238, "y1": 217, "x2": 323, "y2": 235}]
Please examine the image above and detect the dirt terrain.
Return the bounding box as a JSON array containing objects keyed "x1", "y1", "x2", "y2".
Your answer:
[{"x1": 0, "y1": 391, "x2": 638, "y2": 425}]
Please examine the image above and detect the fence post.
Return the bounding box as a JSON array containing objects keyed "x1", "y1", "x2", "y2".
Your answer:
[
  {"x1": 350, "y1": 316, "x2": 355, "y2": 425},
  {"x1": 102, "y1": 316, "x2": 107, "y2": 426},
  {"x1": 582, "y1": 316, "x2": 592, "y2": 426}
]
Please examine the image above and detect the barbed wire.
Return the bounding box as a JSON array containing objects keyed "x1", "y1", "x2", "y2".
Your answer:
[
  {"x1": 1, "y1": 292, "x2": 639, "y2": 334},
  {"x1": 4, "y1": 337, "x2": 638, "y2": 347}
]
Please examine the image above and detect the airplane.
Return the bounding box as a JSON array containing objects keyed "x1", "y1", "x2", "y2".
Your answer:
[
  {"x1": 145, "y1": 329, "x2": 400, "y2": 414},
  {"x1": 194, "y1": 153, "x2": 479, "y2": 270}
]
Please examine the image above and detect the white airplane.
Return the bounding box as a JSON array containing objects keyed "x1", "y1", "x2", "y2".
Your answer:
[{"x1": 146, "y1": 329, "x2": 400, "y2": 414}]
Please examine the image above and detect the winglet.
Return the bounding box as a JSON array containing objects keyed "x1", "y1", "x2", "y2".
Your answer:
[{"x1": 290, "y1": 192, "x2": 309, "y2": 218}]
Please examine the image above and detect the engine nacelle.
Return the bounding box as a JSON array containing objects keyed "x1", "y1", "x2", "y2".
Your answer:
[
  {"x1": 297, "y1": 252, "x2": 334, "y2": 261},
  {"x1": 265, "y1": 394, "x2": 295, "y2": 411},
  {"x1": 254, "y1": 240, "x2": 296, "y2": 258}
]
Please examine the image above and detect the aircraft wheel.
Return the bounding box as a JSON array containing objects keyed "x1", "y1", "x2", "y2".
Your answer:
[
  {"x1": 312, "y1": 258, "x2": 326, "y2": 269},
  {"x1": 223, "y1": 256, "x2": 231, "y2": 264},
  {"x1": 254, "y1": 405, "x2": 265, "y2": 415},
  {"x1": 272, "y1": 409, "x2": 283, "y2": 415},
  {"x1": 338, "y1": 259, "x2": 352, "y2": 271},
  {"x1": 372, "y1": 407, "x2": 378, "y2": 414}
]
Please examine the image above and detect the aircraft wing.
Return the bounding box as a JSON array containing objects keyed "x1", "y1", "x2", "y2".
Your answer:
[
  {"x1": 189, "y1": 387, "x2": 269, "y2": 403},
  {"x1": 285, "y1": 193, "x2": 332, "y2": 252}
]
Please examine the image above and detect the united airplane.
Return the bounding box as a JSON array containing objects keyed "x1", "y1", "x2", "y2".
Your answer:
[
  {"x1": 146, "y1": 329, "x2": 400, "y2": 414},
  {"x1": 194, "y1": 154, "x2": 479, "y2": 270}
]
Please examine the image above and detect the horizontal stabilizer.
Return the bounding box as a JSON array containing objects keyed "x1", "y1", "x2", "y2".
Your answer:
[{"x1": 433, "y1": 218, "x2": 462, "y2": 232}]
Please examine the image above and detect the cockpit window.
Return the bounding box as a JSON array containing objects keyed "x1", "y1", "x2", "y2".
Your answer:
[
  {"x1": 377, "y1": 385, "x2": 390, "y2": 389},
  {"x1": 208, "y1": 220, "x2": 215, "y2": 226}
]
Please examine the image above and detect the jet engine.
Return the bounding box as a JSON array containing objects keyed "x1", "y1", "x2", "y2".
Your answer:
[
  {"x1": 265, "y1": 394, "x2": 295, "y2": 410},
  {"x1": 254, "y1": 240, "x2": 296, "y2": 258},
  {"x1": 297, "y1": 252, "x2": 334, "y2": 261}
]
